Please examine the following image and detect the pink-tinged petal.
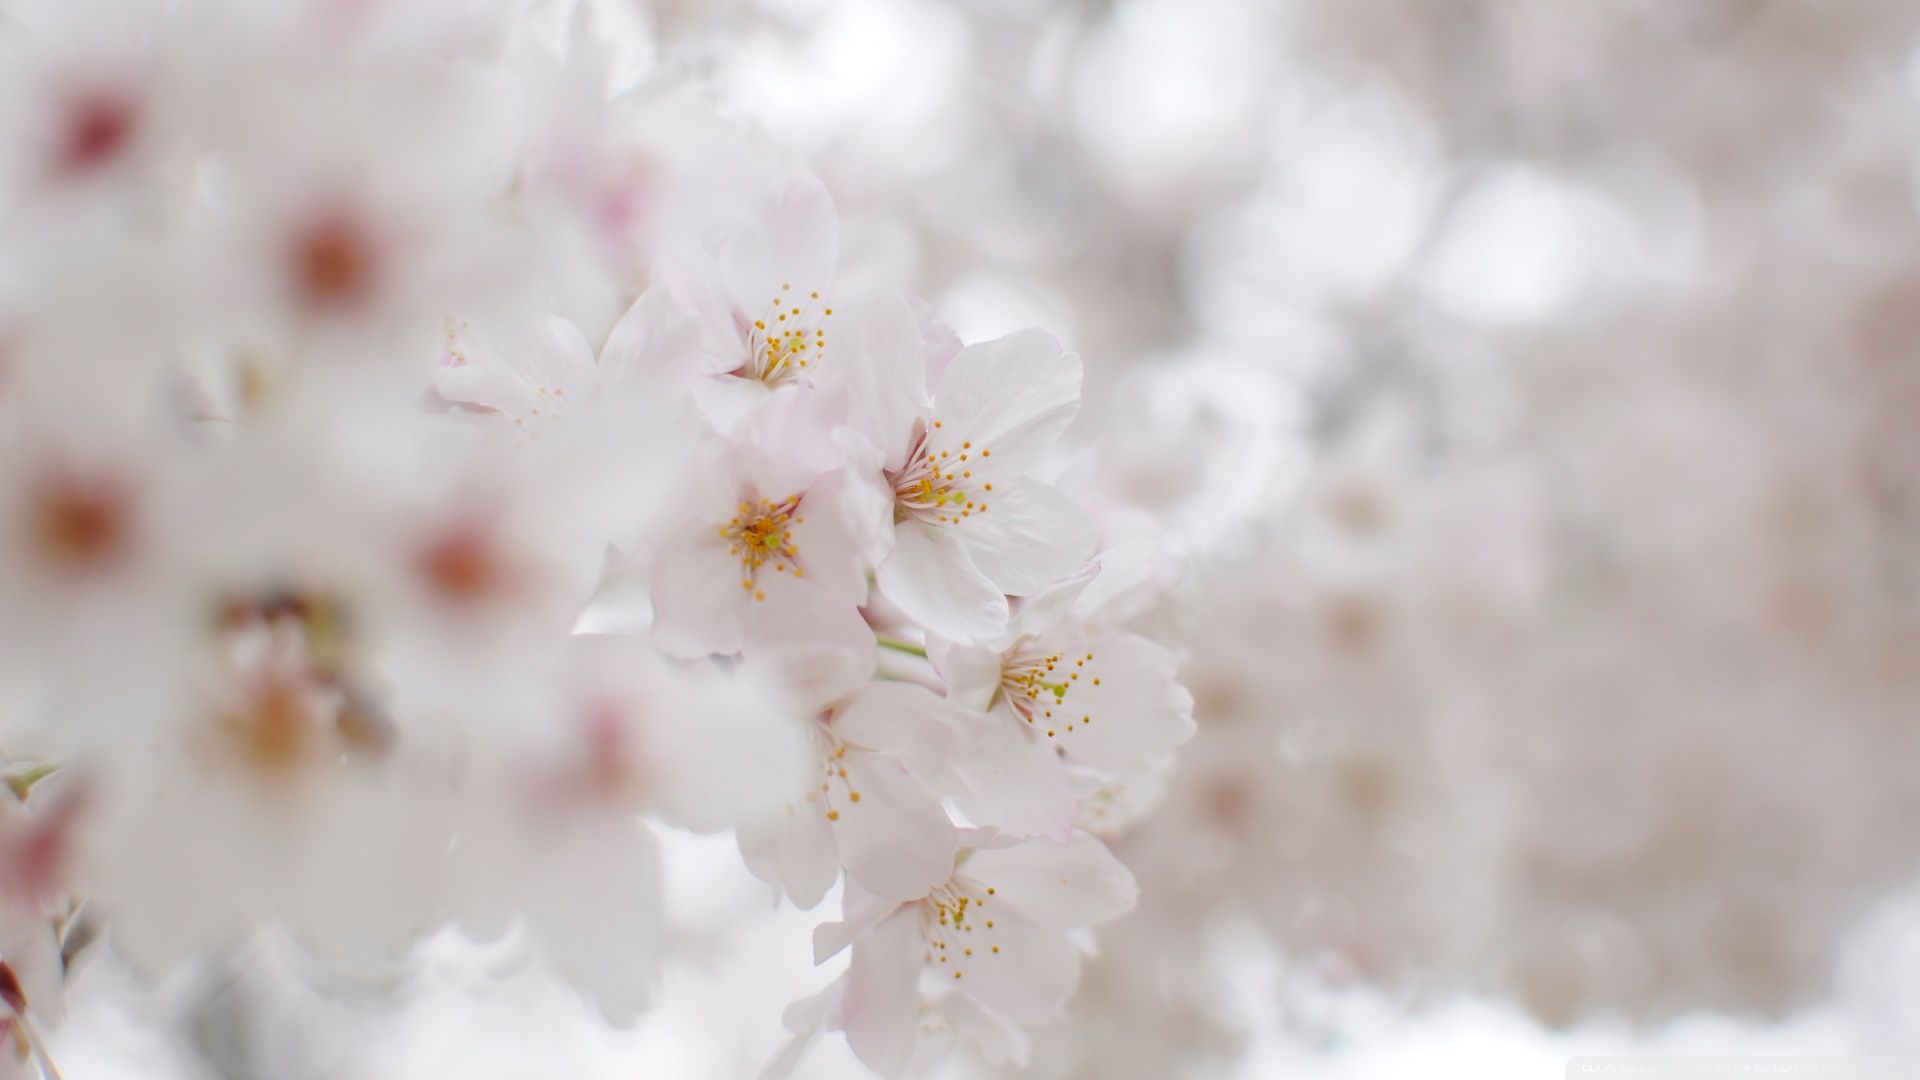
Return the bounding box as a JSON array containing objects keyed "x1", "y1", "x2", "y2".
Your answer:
[
  {"x1": 940, "y1": 991, "x2": 1030, "y2": 1067},
  {"x1": 928, "y1": 639, "x2": 1004, "y2": 713},
  {"x1": 830, "y1": 682, "x2": 960, "y2": 782},
  {"x1": 718, "y1": 173, "x2": 839, "y2": 315},
  {"x1": 738, "y1": 794, "x2": 841, "y2": 909},
  {"x1": 785, "y1": 471, "x2": 870, "y2": 609},
  {"x1": 1007, "y1": 566, "x2": 1099, "y2": 641},
  {"x1": 814, "y1": 881, "x2": 902, "y2": 963},
  {"x1": 959, "y1": 831, "x2": 1138, "y2": 928},
  {"x1": 745, "y1": 570, "x2": 876, "y2": 708},
  {"x1": 951, "y1": 715, "x2": 1077, "y2": 842},
  {"x1": 833, "y1": 439, "x2": 899, "y2": 566},
  {"x1": 929, "y1": 329, "x2": 1080, "y2": 475},
  {"x1": 655, "y1": 235, "x2": 752, "y2": 372},
  {"x1": 1046, "y1": 633, "x2": 1195, "y2": 772},
  {"x1": 635, "y1": 659, "x2": 808, "y2": 833},
  {"x1": 946, "y1": 911, "x2": 1080, "y2": 1022},
  {"x1": 839, "y1": 295, "x2": 931, "y2": 472},
  {"x1": 434, "y1": 314, "x2": 597, "y2": 425},
  {"x1": 599, "y1": 284, "x2": 699, "y2": 391},
  {"x1": 952, "y1": 476, "x2": 1097, "y2": 598},
  {"x1": 832, "y1": 751, "x2": 957, "y2": 902},
  {"x1": 433, "y1": 351, "x2": 536, "y2": 418},
  {"x1": 649, "y1": 529, "x2": 749, "y2": 658},
  {"x1": 1070, "y1": 540, "x2": 1167, "y2": 622},
  {"x1": 762, "y1": 984, "x2": 840, "y2": 1080},
  {"x1": 913, "y1": 298, "x2": 964, "y2": 387},
  {"x1": 841, "y1": 908, "x2": 923, "y2": 1079},
  {"x1": 527, "y1": 814, "x2": 663, "y2": 1025},
  {"x1": 877, "y1": 520, "x2": 1009, "y2": 644},
  {"x1": 741, "y1": 379, "x2": 850, "y2": 493},
  {"x1": 691, "y1": 370, "x2": 774, "y2": 433}
]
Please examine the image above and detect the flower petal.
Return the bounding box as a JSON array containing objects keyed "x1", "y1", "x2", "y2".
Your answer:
[
  {"x1": 1046, "y1": 633, "x2": 1195, "y2": 772},
  {"x1": 841, "y1": 907, "x2": 923, "y2": 1079},
  {"x1": 950, "y1": 714, "x2": 1076, "y2": 842},
  {"x1": 691, "y1": 371, "x2": 774, "y2": 433},
  {"x1": 737, "y1": 792, "x2": 841, "y2": 909},
  {"x1": 786, "y1": 470, "x2": 870, "y2": 609},
  {"x1": 718, "y1": 172, "x2": 839, "y2": 315},
  {"x1": 832, "y1": 750, "x2": 957, "y2": 902},
  {"x1": 600, "y1": 284, "x2": 699, "y2": 392},
  {"x1": 946, "y1": 911, "x2": 1080, "y2": 1023},
  {"x1": 649, "y1": 529, "x2": 749, "y2": 658},
  {"x1": 877, "y1": 520, "x2": 1009, "y2": 644},
  {"x1": 839, "y1": 294, "x2": 932, "y2": 472},
  {"x1": 745, "y1": 570, "x2": 876, "y2": 709},
  {"x1": 940, "y1": 991, "x2": 1030, "y2": 1067},
  {"x1": 929, "y1": 328, "x2": 1080, "y2": 476},
  {"x1": 952, "y1": 477, "x2": 1096, "y2": 598},
  {"x1": 831, "y1": 682, "x2": 962, "y2": 786},
  {"x1": 928, "y1": 639, "x2": 1005, "y2": 713},
  {"x1": 959, "y1": 831, "x2": 1138, "y2": 928}
]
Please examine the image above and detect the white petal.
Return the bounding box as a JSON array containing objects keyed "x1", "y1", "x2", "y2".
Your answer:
[
  {"x1": 928, "y1": 640, "x2": 1004, "y2": 713},
  {"x1": 762, "y1": 985, "x2": 839, "y2": 1080},
  {"x1": 737, "y1": 796, "x2": 841, "y2": 909},
  {"x1": 929, "y1": 329, "x2": 1080, "y2": 475},
  {"x1": 830, "y1": 682, "x2": 960, "y2": 784},
  {"x1": 1046, "y1": 633, "x2": 1195, "y2": 772},
  {"x1": 785, "y1": 470, "x2": 871, "y2": 609},
  {"x1": 1007, "y1": 565, "x2": 1099, "y2": 641},
  {"x1": 832, "y1": 751, "x2": 957, "y2": 902},
  {"x1": 692, "y1": 371, "x2": 774, "y2": 433},
  {"x1": 940, "y1": 992, "x2": 1030, "y2": 1067},
  {"x1": 745, "y1": 570, "x2": 876, "y2": 709},
  {"x1": 814, "y1": 881, "x2": 902, "y2": 963},
  {"x1": 952, "y1": 477, "x2": 1097, "y2": 598},
  {"x1": 950, "y1": 714, "x2": 1077, "y2": 841},
  {"x1": 637, "y1": 656, "x2": 809, "y2": 833},
  {"x1": 831, "y1": 439, "x2": 899, "y2": 567},
  {"x1": 839, "y1": 295, "x2": 931, "y2": 472},
  {"x1": 841, "y1": 908, "x2": 923, "y2": 1079},
  {"x1": 434, "y1": 314, "x2": 597, "y2": 426},
  {"x1": 877, "y1": 520, "x2": 1009, "y2": 644},
  {"x1": 719, "y1": 173, "x2": 839, "y2": 314},
  {"x1": 960, "y1": 831, "x2": 1137, "y2": 928},
  {"x1": 948, "y1": 912, "x2": 1080, "y2": 1022},
  {"x1": 739, "y1": 380, "x2": 850, "y2": 493},
  {"x1": 600, "y1": 284, "x2": 699, "y2": 391},
  {"x1": 649, "y1": 530, "x2": 749, "y2": 658},
  {"x1": 528, "y1": 814, "x2": 663, "y2": 1025}
]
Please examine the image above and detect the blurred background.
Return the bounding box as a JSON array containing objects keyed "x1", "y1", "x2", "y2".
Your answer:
[{"x1": 51, "y1": 0, "x2": 1920, "y2": 1075}]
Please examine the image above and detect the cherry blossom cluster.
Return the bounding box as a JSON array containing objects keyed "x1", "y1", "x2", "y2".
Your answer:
[{"x1": 0, "y1": 2, "x2": 1192, "y2": 1077}]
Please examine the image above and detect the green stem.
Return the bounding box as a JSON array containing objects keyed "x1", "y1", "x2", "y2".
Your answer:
[{"x1": 875, "y1": 635, "x2": 928, "y2": 659}]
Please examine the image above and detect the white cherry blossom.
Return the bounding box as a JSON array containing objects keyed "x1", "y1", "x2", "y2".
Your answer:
[
  {"x1": 841, "y1": 296, "x2": 1098, "y2": 643},
  {"x1": 647, "y1": 387, "x2": 872, "y2": 663},
  {"x1": 813, "y1": 829, "x2": 1137, "y2": 1078},
  {"x1": 737, "y1": 679, "x2": 962, "y2": 908}
]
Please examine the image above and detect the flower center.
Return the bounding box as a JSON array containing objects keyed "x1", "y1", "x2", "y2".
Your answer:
[
  {"x1": 888, "y1": 424, "x2": 992, "y2": 526},
  {"x1": 1000, "y1": 644, "x2": 1098, "y2": 739},
  {"x1": 719, "y1": 492, "x2": 805, "y2": 601},
  {"x1": 743, "y1": 282, "x2": 831, "y2": 386},
  {"x1": 292, "y1": 210, "x2": 378, "y2": 311},
  {"x1": 29, "y1": 472, "x2": 131, "y2": 572},
  {"x1": 55, "y1": 90, "x2": 136, "y2": 176},
  {"x1": 210, "y1": 591, "x2": 394, "y2": 775},
  {"x1": 919, "y1": 877, "x2": 1005, "y2": 979}
]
